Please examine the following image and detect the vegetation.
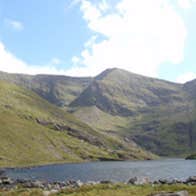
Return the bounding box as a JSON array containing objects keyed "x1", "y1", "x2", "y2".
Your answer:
[
  {"x1": 1, "y1": 184, "x2": 196, "y2": 196},
  {"x1": 1, "y1": 67, "x2": 196, "y2": 166},
  {"x1": 0, "y1": 80, "x2": 154, "y2": 167},
  {"x1": 70, "y1": 68, "x2": 196, "y2": 157},
  {"x1": 186, "y1": 154, "x2": 196, "y2": 160},
  {"x1": 0, "y1": 71, "x2": 92, "y2": 106}
]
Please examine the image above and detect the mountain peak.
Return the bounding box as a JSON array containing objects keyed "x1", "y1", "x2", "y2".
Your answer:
[{"x1": 95, "y1": 68, "x2": 119, "y2": 80}]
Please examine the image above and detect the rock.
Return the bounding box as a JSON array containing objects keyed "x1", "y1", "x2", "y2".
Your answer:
[
  {"x1": 100, "y1": 180, "x2": 112, "y2": 184},
  {"x1": 22, "y1": 180, "x2": 45, "y2": 189},
  {"x1": 1, "y1": 177, "x2": 13, "y2": 185},
  {"x1": 149, "y1": 191, "x2": 189, "y2": 196},
  {"x1": 86, "y1": 181, "x2": 99, "y2": 185},
  {"x1": 16, "y1": 179, "x2": 28, "y2": 184},
  {"x1": 51, "y1": 183, "x2": 61, "y2": 190},
  {"x1": 54, "y1": 181, "x2": 67, "y2": 189},
  {"x1": 186, "y1": 176, "x2": 196, "y2": 184},
  {"x1": 127, "y1": 177, "x2": 150, "y2": 185},
  {"x1": 159, "y1": 179, "x2": 170, "y2": 184},
  {"x1": 76, "y1": 180, "x2": 83, "y2": 187},
  {"x1": 65, "y1": 180, "x2": 83, "y2": 188},
  {"x1": 32, "y1": 180, "x2": 45, "y2": 189},
  {"x1": 66, "y1": 180, "x2": 77, "y2": 186},
  {"x1": 43, "y1": 189, "x2": 59, "y2": 196}
]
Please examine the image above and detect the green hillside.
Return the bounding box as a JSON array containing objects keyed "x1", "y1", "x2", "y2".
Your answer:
[
  {"x1": 1, "y1": 68, "x2": 195, "y2": 162},
  {"x1": 0, "y1": 80, "x2": 154, "y2": 167},
  {"x1": 0, "y1": 71, "x2": 92, "y2": 107},
  {"x1": 70, "y1": 68, "x2": 196, "y2": 157}
]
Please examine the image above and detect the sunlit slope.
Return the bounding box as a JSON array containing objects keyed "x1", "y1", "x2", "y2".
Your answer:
[{"x1": 0, "y1": 80, "x2": 155, "y2": 167}]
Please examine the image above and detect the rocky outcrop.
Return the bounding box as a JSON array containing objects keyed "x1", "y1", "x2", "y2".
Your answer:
[
  {"x1": 36, "y1": 118, "x2": 105, "y2": 147},
  {"x1": 127, "y1": 177, "x2": 150, "y2": 185}
]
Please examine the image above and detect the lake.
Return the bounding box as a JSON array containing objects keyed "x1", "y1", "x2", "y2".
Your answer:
[{"x1": 5, "y1": 159, "x2": 196, "y2": 182}]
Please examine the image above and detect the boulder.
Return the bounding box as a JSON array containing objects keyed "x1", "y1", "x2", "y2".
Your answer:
[
  {"x1": 43, "y1": 189, "x2": 59, "y2": 196},
  {"x1": 159, "y1": 179, "x2": 170, "y2": 184},
  {"x1": 65, "y1": 180, "x2": 83, "y2": 188},
  {"x1": 86, "y1": 181, "x2": 99, "y2": 185},
  {"x1": 0, "y1": 177, "x2": 13, "y2": 185},
  {"x1": 76, "y1": 180, "x2": 83, "y2": 187},
  {"x1": 185, "y1": 176, "x2": 196, "y2": 184},
  {"x1": 149, "y1": 191, "x2": 189, "y2": 196},
  {"x1": 100, "y1": 180, "x2": 112, "y2": 184},
  {"x1": 32, "y1": 180, "x2": 45, "y2": 189},
  {"x1": 127, "y1": 177, "x2": 150, "y2": 185},
  {"x1": 22, "y1": 180, "x2": 45, "y2": 189}
]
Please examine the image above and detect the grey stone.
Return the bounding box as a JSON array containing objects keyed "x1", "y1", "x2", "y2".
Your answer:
[
  {"x1": 43, "y1": 189, "x2": 59, "y2": 196},
  {"x1": 1, "y1": 177, "x2": 13, "y2": 185},
  {"x1": 186, "y1": 176, "x2": 196, "y2": 184},
  {"x1": 128, "y1": 177, "x2": 150, "y2": 185},
  {"x1": 100, "y1": 180, "x2": 112, "y2": 184},
  {"x1": 159, "y1": 179, "x2": 169, "y2": 184}
]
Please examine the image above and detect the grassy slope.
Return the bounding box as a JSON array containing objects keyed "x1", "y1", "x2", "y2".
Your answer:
[
  {"x1": 71, "y1": 68, "x2": 196, "y2": 157},
  {"x1": 2, "y1": 184, "x2": 196, "y2": 196},
  {"x1": 0, "y1": 71, "x2": 92, "y2": 107},
  {"x1": 0, "y1": 80, "x2": 155, "y2": 167}
]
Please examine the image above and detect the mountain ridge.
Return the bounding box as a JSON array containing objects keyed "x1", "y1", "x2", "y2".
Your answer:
[{"x1": 0, "y1": 68, "x2": 196, "y2": 161}]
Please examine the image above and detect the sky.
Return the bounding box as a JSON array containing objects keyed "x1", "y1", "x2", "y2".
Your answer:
[{"x1": 0, "y1": 0, "x2": 196, "y2": 83}]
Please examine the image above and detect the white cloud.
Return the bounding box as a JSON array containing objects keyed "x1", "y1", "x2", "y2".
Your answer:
[
  {"x1": 98, "y1": 0, "x2": 109, "y2": 12},
  {"x1": 1, "y1": 0, "x2": 195, "y2": 80},
  {"x1": 176, "y1": 72, "x2": 196, "y2": 83},
  {"x1": 66, "y1": 0, "x2": 188, "y2": 77},
  {"x1": 178, "y1": 0, "x2": 191, "y2": 9},
  {"x1": 50, "y1": 58, "x2": 62, "y2": 65},
  {"x1": 178, "y1": 0, "x2": 196, "y2": 9},
  {"x1": 65, "y1": 0, "x2": 82, "y2": 10},
  {"x1": 0, "y1": 42, "x2": 66, "y2": 75},
  {"x1": 5, "y1": 19, "x2": 24, "y2": 31}
]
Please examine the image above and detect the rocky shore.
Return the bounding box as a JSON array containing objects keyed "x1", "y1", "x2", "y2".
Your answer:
[{"x1": 0, "y1": 175, "x2": 196, "y2": 194}]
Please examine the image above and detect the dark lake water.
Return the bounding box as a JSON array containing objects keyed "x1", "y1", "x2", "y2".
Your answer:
[{"x1": 5, "y1": 159, "x2": 196, "y2": 182}]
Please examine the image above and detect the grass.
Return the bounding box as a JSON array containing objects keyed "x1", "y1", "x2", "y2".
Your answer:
[
  {"x1": 71, "y1": 68, "x2": 196, "y2": 157},
  {"x1": 0, "y1": 80, "x2": 155, "y2": 168},
  {"x1": 186, "y1": 154, "x2": 196, "y2": 160},
  {"x1": 1, "y1": 184, "x2": 196, "y2": 196}
]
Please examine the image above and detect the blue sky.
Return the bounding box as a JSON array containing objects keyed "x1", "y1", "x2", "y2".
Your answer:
[{"x1": 0, "y1": 0, "x2": 196, "y2": 83}]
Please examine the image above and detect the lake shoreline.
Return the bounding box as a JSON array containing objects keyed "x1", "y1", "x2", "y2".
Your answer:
[
  {"x1": 2, "y1": 159, "x2": 195, "y2": 184},
  {"x1": 0, "y1": 157, "x2": 181, "y2": 170},
  {"x1": 0, "y1": 158, "x2": 157, "y2": 170},
  {"x1": 0, "y1": 175, "x2": 196, "y2": 192}
]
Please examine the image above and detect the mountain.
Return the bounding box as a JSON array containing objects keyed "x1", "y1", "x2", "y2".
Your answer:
[
  {"x1": 70, "y1": 68, "x2": 186, "y2": 116},
  {"x1": 0, "y1": 68, "x2": 196, "y2": 164},
  {"x1": 0, "y1": 71, "x2": 92, "y2": 107},
  {"x1": 70, "y1": 68, "x2": 196, "y2": 156},
  {"x1": 0, "y1": 79, "x2": 154, "y2": 167}
]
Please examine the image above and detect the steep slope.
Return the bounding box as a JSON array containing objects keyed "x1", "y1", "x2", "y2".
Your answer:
[
  {"x1": 71, "y1": 68, "x2": 186, "y2": 116},
  {"x1": 70, "y1": 68, "x2": 196, "y2": 156},
  {"x1": 0, "y1": 71, "x2": 92, "y2": 107},
  {"x1": 184, "y1": 79, "x2": 196, "y2": 100},
  {"x1": 1, "y1": 68, "x2": 195, "y2": 158},
  {"x1": 0, "y1": 80, "x2": 154, "y2": 167}
]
